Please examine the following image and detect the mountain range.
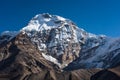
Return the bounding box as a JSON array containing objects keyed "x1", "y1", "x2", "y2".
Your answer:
[{"x1": 0, "y1": 13, "x2": 120, "y2": 80}]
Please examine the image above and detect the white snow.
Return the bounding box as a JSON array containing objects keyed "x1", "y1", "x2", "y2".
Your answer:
[
  {"x1": 21, "y1": 14, "x2": 67, "y2": 32},
  {"x1": 42, "y1": 53, "x2": 61, "y2": 67},
  {"x1": 1, "y1": 31, "x2": 19, "y2": 37},
  {"x1": 22, "y1": 20, "x2": 40, "y2": 31},
  {"x1": 56, "y1": 16, "x2": 66, "y2": 21},
  {"x1": 88, "y1": 33, "x2": 97, "y2": 38},
  {"x1": 0, "y1": 31, "x2": 19, "y2": 41},
  {"x1": 38, "y1": 43, "x2": 46, "y2": 50}
]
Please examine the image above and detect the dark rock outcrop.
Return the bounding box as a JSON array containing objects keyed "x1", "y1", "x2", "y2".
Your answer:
[{"x1": 91, "y1": 70, "x2": 120, "y2": 80}]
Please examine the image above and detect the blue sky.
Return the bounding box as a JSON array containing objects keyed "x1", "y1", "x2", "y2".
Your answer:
[{"x1": 0, "y1": 0, "x2": 120, "y2": 37}]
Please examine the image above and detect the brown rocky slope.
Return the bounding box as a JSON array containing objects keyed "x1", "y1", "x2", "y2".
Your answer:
[
  {"x1": 0, "y1": 31, "x2": 120, "y2": 80},
  {"x1": 0, "y1": 32, "x2": 101, "y2": 80}
]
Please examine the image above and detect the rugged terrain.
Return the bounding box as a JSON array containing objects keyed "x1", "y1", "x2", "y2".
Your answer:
[{"x1": 0, "y1": 13, "x2": 120, "y2": 80}]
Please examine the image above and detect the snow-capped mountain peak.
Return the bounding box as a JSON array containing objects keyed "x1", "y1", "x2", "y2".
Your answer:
[
  {"x1": 1, "y1": 13, "x2": 120, "y2": 69},
  {"x1": 22, "y1": 13, "x2": 69, "y2": 31},
  {"x1": 1, "y1": 13, "x2": 120, "y2": 80},
  {"x1": 20, "y1": 13, "x2": 94, "y2": 67}
]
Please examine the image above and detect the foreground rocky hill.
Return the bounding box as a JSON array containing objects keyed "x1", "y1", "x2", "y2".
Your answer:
[{"x1": 0, "y1": 32, "x2": 100, "y2": 80}]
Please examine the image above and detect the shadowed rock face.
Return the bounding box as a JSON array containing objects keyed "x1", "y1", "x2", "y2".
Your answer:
[{"x1": 91, "y1": 70, "x2": 120, "y2": 80}]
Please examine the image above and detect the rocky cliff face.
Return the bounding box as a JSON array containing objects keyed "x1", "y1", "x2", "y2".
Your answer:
[{"x1": 0, "y1": 13, "x2": 120, "y2": 80}]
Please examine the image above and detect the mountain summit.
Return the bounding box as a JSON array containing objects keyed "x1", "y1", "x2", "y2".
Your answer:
[
  {"x1": 21, "y1": 13, "x2": 90, "y2": 68},
  {"x1": 20, "y1": 13, "x2": 106, "y2": 68},
  {"x1": 0, "y1": 13, "x2": 120, "y2": 80}
]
